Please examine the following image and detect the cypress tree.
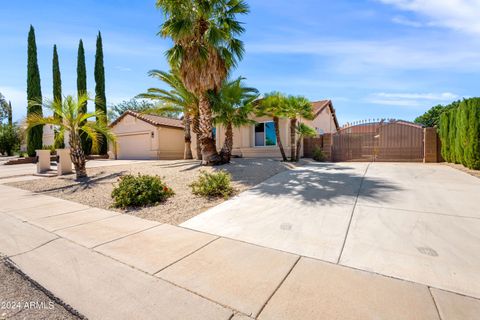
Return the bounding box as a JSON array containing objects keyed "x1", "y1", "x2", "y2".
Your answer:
[
  {"x1": 448, "y1": 108, "x2": 457, "y2": 163},
  {"x1": 77, "y1": 39, "x2": 91, "y2": 154},
  {"x1": 455, "y1": 101, "x2": 467, "y2": 165},
  {"x1": 7, "y1": 101, "x2": 12, "y2": 126},
  {"x1": 52, "y1": 45, "x2": 64, "y2": 148},
  {"x1": 465, "y1": 98, "x2": 480, "y2": 169},
  {"x1": 439, "y1": 111, "x2": 450, "y2": 162},
  {"x1": 94, "y1": 31, "x2": 107, "y2": 155},
  {"x1": 27, "y1": 25, "x2": 43, "y2": 157}
]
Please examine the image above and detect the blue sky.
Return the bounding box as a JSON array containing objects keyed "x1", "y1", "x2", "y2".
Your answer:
[{"x1": 1, "y1": 0, "x2": 480, "y2": 125}]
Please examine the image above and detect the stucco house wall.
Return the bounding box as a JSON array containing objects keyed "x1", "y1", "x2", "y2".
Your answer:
[
  {"x1": 190, "y1": 100, "x2": 339, "y2": 159},
  {"x1": 109, "y1": 112, "x2": 184, "y2": 160}
]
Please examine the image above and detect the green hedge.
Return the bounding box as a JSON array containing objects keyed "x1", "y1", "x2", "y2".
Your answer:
[{"x1": 439, "y1": 98, "x2": 480, "y2": 170}]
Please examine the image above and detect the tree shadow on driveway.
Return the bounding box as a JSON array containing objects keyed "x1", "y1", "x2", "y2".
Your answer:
[{"x1": 246, "y1": 162, "x2": 401, "y2": 205}]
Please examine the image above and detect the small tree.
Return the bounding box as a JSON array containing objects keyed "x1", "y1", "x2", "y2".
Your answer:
[
  {"x1": 137, "y1": 70, "x2": 198, "y2": 160},
  {"x1": 286, "y1": 95, "x2": 314, "y2": 161},
  {"x1": 27, "y1": 94, "x2": 115, "y2": 179},
  {"x1": 0, "y1": 124, "x2": 21, "y2": 156},
  {"x1": 295, "y1": 123, "x2": 316, "y2": 161},
  {"x1": 256, "y1": 92, "x2": 289, "y2": 161},
  {"x1": 211, "y1": 77, "x2": 259, "y2": 163}
]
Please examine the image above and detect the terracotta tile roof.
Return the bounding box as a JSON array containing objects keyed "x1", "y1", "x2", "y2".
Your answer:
[
  {"x1": 310, "y1": 100, "x2": 340, "y2": 131},
  {"x1": 109, "y1": 110, "x2": 184, "y2": 129}
]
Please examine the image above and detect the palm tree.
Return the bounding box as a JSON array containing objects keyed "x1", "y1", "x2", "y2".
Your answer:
[
  {"x1": 286, "y1": 95, "x2": 315, "y2": 161},
  {"x1": 211, "y1": 77, "x2": 259, "y2": 162},
  {"x1": 27, "y1": 94, "x2": 115, "y2": 179},
  {"x1": 256, "y1": 92, "x2": 289, "y2": 161},
  {"x1": 295, "y1": 123, "x2": 317, "y2": 162},
  {"x1": 137, "y1": 70, "x2": 198, "y2": 160},
  {"x1": 156, "y1": 0, "x2": 249, "y2": 165}
]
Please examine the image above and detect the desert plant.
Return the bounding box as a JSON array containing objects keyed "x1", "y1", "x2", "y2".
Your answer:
[
  {"x1": 256, "y1": 92, "x2": 289, "y2": 161},
  {"x1": 111, "y1": 174, "x2": 174, "y2": 208},
  {"x1": 156, "y1": 0, "x2": 249, "y2": 165},
  {"x1": 27, "y1": 94, "x2": 115, "y2": 179},
  {"x1": 295, "y1": 123, "x2": 317, "y2": 161},
  {"x1": 312, "y1": 147, "x2": 326, "y2": 162},
  {"x1": 137, "y1": 69, "x2": 198, "y2": 160},
  {"x1": 190, "y1": 170, "x2": 234, "y2": 198},
  {"x1": 286, "y1": 96, "x2": 315, "y2": 161},
  {"x1": 211, "y1": 77, "x2": 259, "y2": 163}
]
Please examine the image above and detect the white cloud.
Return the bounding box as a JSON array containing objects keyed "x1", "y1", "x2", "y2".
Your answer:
[
  {"x1": 378, "y1": 0, "x2": 480, "y2": 34},
  {"x1": 248, "y1": 37, "x2": 480, "y2": 72},
  {"x1": 391, "y1": 16, "x2": 424, "y2": 27},
  {"x1": 367, "y1": 91, "x2": 461, "y2": 107}
]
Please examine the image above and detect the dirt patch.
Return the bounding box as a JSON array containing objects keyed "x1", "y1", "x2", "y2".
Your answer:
[
  {"x1": 8, "y1": 159, "x2": 299, "y2": 225},
  {"x1": 444, "y1": 163, "x2": 480, "y2": 180}
]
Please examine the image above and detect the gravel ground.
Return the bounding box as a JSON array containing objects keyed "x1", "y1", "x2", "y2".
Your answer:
[
  {"x1": 8, "y1": 158, "x2": 299, "y2": 225},
  {"x1": 0, "y1": 257, "x2": 81, "y2": 320},
  {"x1": 444, "y1": 162, "x2": 480, "y2": 179}
]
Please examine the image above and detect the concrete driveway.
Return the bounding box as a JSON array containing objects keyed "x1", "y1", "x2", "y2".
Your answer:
[{"x1": 182, "y1": 162, "x2": 480, "y2": 299}]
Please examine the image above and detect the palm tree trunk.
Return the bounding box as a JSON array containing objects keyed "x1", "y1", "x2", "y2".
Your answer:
[
  {"x1": 273, "y1": 116, "x2": 287, "y2": 161},
  {"x1": 192, "y1": 113, "x2": 202, "y2": 161},
  {"x1": 198, "y1": 94, "x2": 221, "y2": 165},
  {"x1": 290, "y1": 118, "x2": 297, "y2": 161},
  {"x1": 220, "y1": 122, "x2": 233, "y2": 163},
  {"x1": 183, "y1": 113, "x2": 193, "y2": 160},
  {"x1": 295, "y1": 135, "x2": 302, "y2": 162},
  {"x1": 69, "y1": 132, "x2": 87, "y2": 179}
]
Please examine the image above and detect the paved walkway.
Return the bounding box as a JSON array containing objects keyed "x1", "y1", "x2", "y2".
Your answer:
[{"x1": 1, "y1": 164, "x2": 480, "y2": 319}]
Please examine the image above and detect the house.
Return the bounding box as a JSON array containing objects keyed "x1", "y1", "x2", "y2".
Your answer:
[
  {"x1": 109, "y1": 110, "x2": 184, "y2": 160},
  {"x1": 192, "y1": 99, "x2": 340, "y2": 159}
]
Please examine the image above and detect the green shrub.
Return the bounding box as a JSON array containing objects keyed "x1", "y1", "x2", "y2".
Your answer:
[
  {"x1": 190, "y1": 170, "x2": 234, "y2": 198},
  {"x1": 111, "y1": 174, "x2": 174, "y2": 209},
  {"x1": 312, "y1": 147, "x2": 325, "y2": 162},
  {"x1": 464, "y1": 98, "x2": 480, "y2": 170},
  {"x1": 439, "y1": 111, "x2": 450, "y2": 162}
]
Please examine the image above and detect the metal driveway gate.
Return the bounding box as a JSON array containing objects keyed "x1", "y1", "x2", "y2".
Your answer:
[{"x1": 332, "y1": 120, "x2": 424, "y2": 162}]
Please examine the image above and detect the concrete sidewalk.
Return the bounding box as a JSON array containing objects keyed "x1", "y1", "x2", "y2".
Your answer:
[{"x1": 1, "y1": 183, "x2": 480, "y2": 319}]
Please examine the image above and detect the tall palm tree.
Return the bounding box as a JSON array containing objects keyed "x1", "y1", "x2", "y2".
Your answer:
[
  {"x1": 286, "y1": 95, "x2": 315, "y2": 161},
  {"x1": 256, "y1": 92, "x2": 289, "y2": 161},
  {"x1": 137, "y1": 70, "x2": 198, "y2": 160},
  {"x1": 156, "y1": 0, "x2": 249, "y2": 165},
  {"x1": 211, "y1": 77, "x2": 259, "y2": 162},
  {"x1": 295, "y1": 123, "x2": 316, "y2": 162},
  {"x1": 27, "y1": 94, "x2": 115, "y2": 179}
]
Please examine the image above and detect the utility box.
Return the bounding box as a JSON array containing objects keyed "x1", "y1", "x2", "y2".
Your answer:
[
  {"x1": 56, "y1": 149, "x2": 73, "y2": 175},
  {"x1": 35, "y1": 150, "x2": 51, "y2": 174}
]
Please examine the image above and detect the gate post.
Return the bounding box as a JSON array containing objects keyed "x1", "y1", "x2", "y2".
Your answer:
[
  {"x1": 322, "y1": 133, "x2": 333, "y2": 161},
  {"x1": 423, "y1": 127, "x2": 438, "y2": 163}
]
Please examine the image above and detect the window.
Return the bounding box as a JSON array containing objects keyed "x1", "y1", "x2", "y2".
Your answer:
[{"x1": 254, "y1": 122, "x2": 277, "y2": 146}]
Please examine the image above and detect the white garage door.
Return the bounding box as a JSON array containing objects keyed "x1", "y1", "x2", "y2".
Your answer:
[{"x1": 117, "y1": 134, "x2": 152, "y2": 160}]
